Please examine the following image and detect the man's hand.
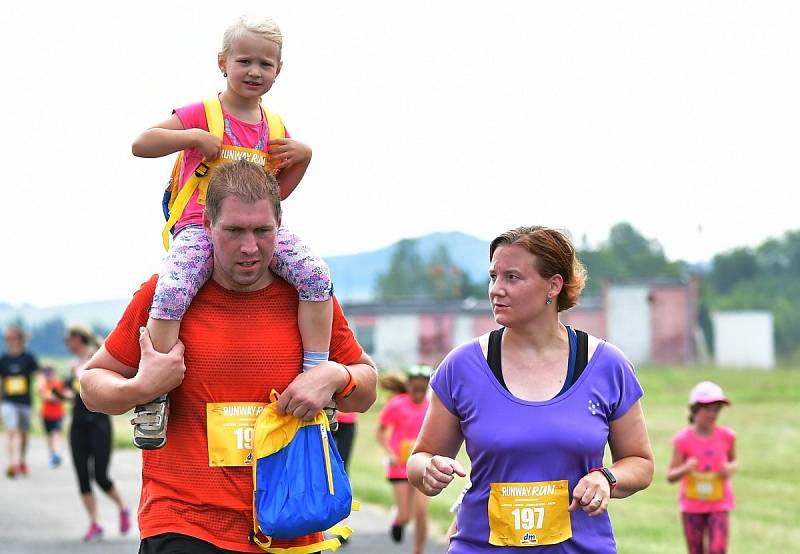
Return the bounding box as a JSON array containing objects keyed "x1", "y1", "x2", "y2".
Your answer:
[
  {"x1": 133, "y1": 327, "x2": 186, "y2": 403},
  {"x1": 277, "y1": 362, "x2": 347, "y2": 421}
]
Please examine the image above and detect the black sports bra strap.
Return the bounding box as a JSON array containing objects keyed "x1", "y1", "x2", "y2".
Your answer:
[
  {"x1": 487, "y1": 327, "x2": 506, "y2": 388},
  {"x1": 573, "y1": 330, "x2": 589, "y2": 382}
]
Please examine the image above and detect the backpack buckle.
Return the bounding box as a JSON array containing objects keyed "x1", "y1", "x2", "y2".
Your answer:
[{"x1": 195, "y1": 163, "x2": 210, "y2": 178}]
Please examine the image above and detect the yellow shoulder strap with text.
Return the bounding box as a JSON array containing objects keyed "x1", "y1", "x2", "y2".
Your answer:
[{"x1": 161, "y1": 96, "x2": 225, "y2": 250}]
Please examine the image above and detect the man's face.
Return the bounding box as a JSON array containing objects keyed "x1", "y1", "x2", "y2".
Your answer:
[{"x1": 204, "y1": 196, "x2": 279, "y2": 292}]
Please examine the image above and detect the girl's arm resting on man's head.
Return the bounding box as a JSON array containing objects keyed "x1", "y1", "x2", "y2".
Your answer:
[
  {"x1": 407, "y1": 393, "x2": 466, "y2": 496},
  {"x1": 132, "y1": 114, "x2": 212, "y2": 158},
  {"x1": 607, "y1": 400, "x2": 655, "y2": 498}
]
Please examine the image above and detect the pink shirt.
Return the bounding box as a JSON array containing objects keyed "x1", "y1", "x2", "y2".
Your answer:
[
  {"x1": 336, "y1": 412, "x2": 358, "y2": 425},
  {"x1": 379, "y1": 393, "x2": 429, "y2": 479},
  {"x1": 172, "y1": 100, "x2": 288, "y2": 231},
  {"x1": 673, "y1": 425, "x2": 736, "y2": 513}
]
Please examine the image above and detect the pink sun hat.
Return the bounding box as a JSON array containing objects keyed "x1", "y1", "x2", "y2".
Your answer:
[{"x1": 689, "y1": 381, "x2": 731, "y2": 406}]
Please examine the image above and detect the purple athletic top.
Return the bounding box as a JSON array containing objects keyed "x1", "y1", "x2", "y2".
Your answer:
[{"x1": 431, "y1": 338, "x2": 644, "y2": 553}]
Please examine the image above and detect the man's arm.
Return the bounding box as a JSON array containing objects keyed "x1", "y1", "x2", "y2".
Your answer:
[
  {"x1": 277, "y1": 351, "x2": 377, "y2": 420},
  {"x1": 80, "y1": 329, "x2": 186, "y2": 415}
]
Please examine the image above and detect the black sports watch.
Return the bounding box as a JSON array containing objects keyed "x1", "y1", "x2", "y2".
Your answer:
[{"x1": 591, "y1": 467, "x2": 617, "y2": 490}]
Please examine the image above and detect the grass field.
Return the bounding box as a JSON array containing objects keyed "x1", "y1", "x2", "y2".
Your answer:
[{"x1": 26, "y1": 360, "x2": 800, "y2": 552}]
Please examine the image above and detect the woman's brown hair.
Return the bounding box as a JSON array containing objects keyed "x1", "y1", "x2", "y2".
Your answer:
[{"x1": 489, "y1": 226, "x2": 587, "y2": 311}]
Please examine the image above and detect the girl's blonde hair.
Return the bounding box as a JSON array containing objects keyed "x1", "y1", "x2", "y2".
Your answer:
[{"x1": 221, "y1": 15, "x2": 283, "y2": 58}]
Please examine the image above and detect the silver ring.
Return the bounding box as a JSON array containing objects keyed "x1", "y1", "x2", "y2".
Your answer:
[{"x1": 591, "y1": 496, "x2": 602, "y2": 504}]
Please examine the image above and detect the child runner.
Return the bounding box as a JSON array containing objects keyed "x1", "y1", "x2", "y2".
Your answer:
[
  {"x1": 131, "y1": 15, "x2": 335, "y2": 449},
  {"x1": 376, "y1": 365, "x2": 432, "y2": 554},
  {"x1": 37, "y1": 366, "x2": 67, "y2": 467},
  {"x1": 667, "y1": 381, "x2": 736, "y2": 554}
]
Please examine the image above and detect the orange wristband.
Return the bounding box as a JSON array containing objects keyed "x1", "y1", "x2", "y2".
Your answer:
[{"x1": 334, "y1": 363, "x2": 357, "y2": 400}]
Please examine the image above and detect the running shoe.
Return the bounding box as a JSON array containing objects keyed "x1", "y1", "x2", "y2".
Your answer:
[
  {"x1": 131, "y1": 395, "x2": 169, "y2": 450},
  {"x1": 390, "y1": 523, "x2": 404, "y2": 543},
  {"x1": 50, "y1": 452, "x2": 62, "y2": 468},
  {"x1": 120, "y1": 508, "x2": 131, "y2": 535},
  {"x1": 83, "y1": 522, "x2": 103, "y2": 542},
  {"x1": 5, "y1": 465, "x2": 15, "y2": 479},
  {"x1": 17, "y1": 463, "x2": 28, "y2": 476}
]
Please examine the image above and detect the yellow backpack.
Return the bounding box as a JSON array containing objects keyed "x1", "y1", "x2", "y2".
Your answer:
[{"x1": 161, "y1": 96, "x2": 286, "y2": 250}]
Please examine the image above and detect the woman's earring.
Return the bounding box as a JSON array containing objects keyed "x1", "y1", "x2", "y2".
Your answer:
[
  {"x1": 545, "y1": 296, "x2": 553, "y2": 305},
  {"x1": 223, "y1": 72, "x2": 227, "y2": 77}
]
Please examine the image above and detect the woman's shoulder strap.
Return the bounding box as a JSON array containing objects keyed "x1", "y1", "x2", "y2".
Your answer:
[
  {"x1": 573, "y1": 329, "x2": 589, "y2": 382},
  {"x1": 487, "y1": 327, "x2": 507, "y2": 389}
]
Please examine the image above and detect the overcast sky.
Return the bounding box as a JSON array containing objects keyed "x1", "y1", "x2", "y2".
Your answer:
[{"x1": 2, "y1": 1, "x2": 798, "y2": 307}]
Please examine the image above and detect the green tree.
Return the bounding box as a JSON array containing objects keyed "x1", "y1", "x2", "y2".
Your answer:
[
  {"x1": 578, "y1": 222, "x2": 684, "y2": 296},
  {"x1": 376, "y1": 239, "x2": 430, "y2": 298},
  {"x1": 710, "y1": 247, "x2": 758, "y2": 294}
]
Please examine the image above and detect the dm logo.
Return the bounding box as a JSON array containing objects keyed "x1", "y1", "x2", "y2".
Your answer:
[{"x1": 521, "y1": 533, "x2": 538, "y2": 545}]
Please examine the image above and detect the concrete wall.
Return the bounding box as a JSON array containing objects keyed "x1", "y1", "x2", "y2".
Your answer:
[
  {"x1": 607, "y1": 285, "x2": 651, "y2": 364},
  {"x1": 713, "y1": 311, "x2": 775, "y2": 369},
  {"x1": 649, "y1": 286, "x2": 693, "y2": 364},
  {"x1": 374, "y1": 315, "x2": 419, "y2": 369},
  {"x1": 562, "y1": 308, "x2": 606, "y2": 339}
]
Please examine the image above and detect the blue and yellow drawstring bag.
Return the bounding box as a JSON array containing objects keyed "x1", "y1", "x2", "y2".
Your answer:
[{"x1": 250, "y1": 391, "x2": 356, "y2": 553}]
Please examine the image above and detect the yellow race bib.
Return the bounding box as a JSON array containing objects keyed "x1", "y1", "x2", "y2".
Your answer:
[
  {"x1": 3, "y1": 375, "x2": 28, "y2": 396},
  {"x1": 488, "y1": 481, "x2": 572, "y2": 547},
  {"x1": 398, "y1": 439, "x2": 414, "y2": 465},
  {"x1": 206, "y1": 402, "x2": 266, "y2": 467},
  {"x1": 685, "y1": 471, "x2": 724, "y2": 501}
]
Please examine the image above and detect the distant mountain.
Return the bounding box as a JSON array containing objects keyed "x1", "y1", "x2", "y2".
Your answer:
[
  {"x1": 0, "y1": 298, "x2": 129, "y2": 331},
  {"x1": 327, "y1": 231, "x2": 490, "y2": 301},
  {"x1": 0, "y1": 231, "x2": 490, "y2": 331}
]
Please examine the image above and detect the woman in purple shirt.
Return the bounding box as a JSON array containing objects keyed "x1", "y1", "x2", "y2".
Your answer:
[{"x1": 407, "y1": 226, "x2": 654, "y2": 553}]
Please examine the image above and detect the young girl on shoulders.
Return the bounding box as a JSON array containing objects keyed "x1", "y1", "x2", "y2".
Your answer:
[{"x1": 130, "y1": 15, "x2": 334, "y2": 449}]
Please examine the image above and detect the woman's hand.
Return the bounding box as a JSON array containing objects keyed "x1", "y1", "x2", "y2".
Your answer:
[
  {"x1": 268, "y1": 138, "x2": 311, "y2": 169},
  {"x1": 420, "y1": 455, "x2": 466, "y2": 497},
  {"x1": 569, "y1": 471, "x2": 612, "y2": 517}
]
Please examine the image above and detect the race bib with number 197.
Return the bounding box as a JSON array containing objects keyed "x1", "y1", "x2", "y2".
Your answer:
[{"x1": 488, "y1": 480, "x2": 572, "y2": 547}]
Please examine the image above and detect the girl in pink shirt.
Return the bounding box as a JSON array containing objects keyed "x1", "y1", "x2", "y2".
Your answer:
[
  {"x1": 377, "y1": 366, "x2": 432, "y2": 554},
  {"x1": 667, "y1": 381, "x2": 737, "y2": 554},
  {"x1": 130, "y1": 16, "x2": 336, "y2": 449}
]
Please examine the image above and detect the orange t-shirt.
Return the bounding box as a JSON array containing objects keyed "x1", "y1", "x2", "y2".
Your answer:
[
  {"x1": 41, "y1": 376, "x2": 66, "y2": 421},
  {"x1": 105, "y1": 275, "x2": 364, "y2": 552}
]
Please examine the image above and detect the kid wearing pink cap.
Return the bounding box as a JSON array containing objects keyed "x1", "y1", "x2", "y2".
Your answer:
[{"x1": 667, "y1": 381, "x2": 737, "y2": 554}]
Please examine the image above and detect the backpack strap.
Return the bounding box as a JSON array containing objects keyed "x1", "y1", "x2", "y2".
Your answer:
[
  {"x1": 160, "y1": 99, "x2": 287, "y2": 250},
  {"x1": 264, "y1": 107, "x2": 285, "y2": 141},
  {"x1": 160, "y1": 97, "x2": 226, "y2": 250}
]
